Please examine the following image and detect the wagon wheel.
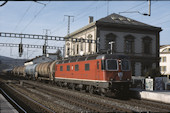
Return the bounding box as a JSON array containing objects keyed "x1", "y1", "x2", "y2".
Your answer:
[
  {"x1": 71, "y1": 83, "x2": 75, "y2": 90},
  {"x1": 58, "y1": 82, "x2": 62, "y2": 87},
  {"x1": 100, "y1": 88, "x2": 106, "y2": 97},
  {"x1": 89, "y1": 86, "x2": 94, "y2": 94}
]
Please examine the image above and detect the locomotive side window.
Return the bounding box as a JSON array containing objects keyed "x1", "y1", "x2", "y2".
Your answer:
[
  {"x1": 97, "y1": 61, "x2": 99, "y2": 69},
  {"x1": 85, "y1": 63, "x2": 90, "y2": 71},
  {"x1": 60, "y1": 66, "x2": 63, "y2": 71},
  {"x1": 106, "y1": 59, "x2": 118, "y2": 71},
  {"x1": 67, "y1": 65, "x2": 70, "y2": 71},
  {"x1": 121, "y1": 60, "x2": 130, "y2": 71},
  {"x1": 75, "y1": 65, "x2": 79, "y2": 71}
]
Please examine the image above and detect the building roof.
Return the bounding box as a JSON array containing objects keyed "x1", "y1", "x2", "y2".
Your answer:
[
  {"x1": 25, "y1": 55, "x2": 53, "y2": 63},
  {"x1": 66, "y1": 13, "x2": 162, "y2": 37},
  {"x1": 97, "y1": 13, "x2": 161, "y2": 29}
]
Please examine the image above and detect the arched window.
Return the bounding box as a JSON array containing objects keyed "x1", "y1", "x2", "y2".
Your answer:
[
  {"x1": 124, "y1": 35, "x2": 135, "y2": 54},
  {"x1": 87, "y1": 34, "x2": 93, "y2": 53},
  {"x1": 72, "y1": 43, "x2": 75, "y2": 55},
  {"x1": 66, "y1": 43, "x2": 70, "y2": 56},
  {"x1": 105, "y1": 33, "x2": 116, "y2": 54},
  {"x1": 142, "y1": 36, "x2": 152, "y2": 54},
  {"x1": 76, "y1": 43, "x2": 79, "y2": 55},
  {"x1": 80, "y1": 38, "x2": 84, "y2": 51}
]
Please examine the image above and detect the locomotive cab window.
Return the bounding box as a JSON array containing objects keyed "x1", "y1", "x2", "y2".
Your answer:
[
  {"x1": 121, "y1": 60, "x2": 130, "y2": 71},
  {"x1": 75, "y1": 65, "x2": 79, "y2": 71},
  {"x1": 85, "y1": 63, "x2": 90, "y2": 71},
  {"x1": 106, "y1": 59, "x2": 118, "y2": 71},
  {"x1": 60, "y1": 66, "x2": 63, "y2": 71}
]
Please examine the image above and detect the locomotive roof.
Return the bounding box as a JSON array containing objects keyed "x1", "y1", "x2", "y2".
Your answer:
[{"x1": 58, "y1": 54, "x2": 129, "y2": 64}]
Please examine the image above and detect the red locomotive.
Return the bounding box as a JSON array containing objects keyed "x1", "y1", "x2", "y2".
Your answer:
[
  {"x1": 10, "y1": 54, "x2": 132, "y2": 97},
  {"x1": 55, "y1": 54, "x2": 132, "y2": 96}
]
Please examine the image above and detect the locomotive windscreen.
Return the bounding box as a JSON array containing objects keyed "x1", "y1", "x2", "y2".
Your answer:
[
  {"x1": 106, "y1": 59, "x2": 118, "y2": 71},
  {"x1": 121, "y1": 60, "x2": 130, "y2": 71}
]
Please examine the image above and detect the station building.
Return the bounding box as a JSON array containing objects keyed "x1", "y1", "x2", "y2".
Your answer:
[
  {"x1": 65, "y1": 13, "x2": 162, "y2": 76},
  {"x1": 160, "y1": 45, "x2": 170, "y2": 76}
]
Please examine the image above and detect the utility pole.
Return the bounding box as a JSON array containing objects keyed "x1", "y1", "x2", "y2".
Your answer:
[
  {"x1": 43, "y1": 29, "x2": 50, "y2": 55},
  {"x1": 148, "y1": 0, "x2": 151, "y2": 16},
  {"x1": 64, "y1": 15, "x2": 74, "y2": 35}
]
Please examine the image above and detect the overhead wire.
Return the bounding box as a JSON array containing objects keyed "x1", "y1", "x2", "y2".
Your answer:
[
  {"x1": 21, "y1": 1, "x2": 50, "y2": 33},
  {"x1": 13, "y1": 2, "x2": 33, "y2": 32}
]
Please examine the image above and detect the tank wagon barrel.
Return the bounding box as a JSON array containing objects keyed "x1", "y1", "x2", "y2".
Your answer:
[
  {"x1": 35, "y1": 60, "x2": 57, "y2": 81},
  {"x1": 17, "y1": 66, "x2": 26, "y2": 77},
  {"x1": 25, "y1": 64, "x2": 37, "y2": 79}
]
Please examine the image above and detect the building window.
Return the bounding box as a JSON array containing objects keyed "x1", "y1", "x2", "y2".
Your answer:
[
  {"x1": 80, "y1": 38, "x2": 84, "y2": 51},
  {"x1": 60, "y1": 66, "x2": 63, "y2": 71},
  {"x1": 67, "y1": 65, "x2": 70, "y2": 71},
  {"x1": 124, "y1": 35, "x2": 135, "y2": 54},
  {"x1": 143, "y1": 36, "x2": 152, "y2": 54},
  {"x1": 105, "y1": 33, "x2": 116, "y2": 54},
  {"x1": 66, "y1": 43, "x2": 70, "y2": 56},
  {"x1": 160, "y1": 66, "x2": 166, "y2": 72},
  {"x1": 161, "y1": 57, "x2": 166, "y2": 62},
  {"x1": 85, "y1": 63, "x2": 90, "y2": 71},
  {"x1": 76, "y1": 44, "x2": 79, "y2": 55},
  {"x1": 75, "y1": 64, "x2": 79, "y2": 71},
  {"x1": 72, "y1": 43, "x2": 75, "y2": 55},
  {"x1": 87, "y1": 34, "x2": 92, "y2": 53}
]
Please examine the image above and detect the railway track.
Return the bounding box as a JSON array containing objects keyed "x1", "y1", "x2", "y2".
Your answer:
[
  {"x1": 21, "y1": 80, "x2": 133, "y2": 112},
  {"x1": 0, "y1": 88, "x2": 27, "y2": 113},
  {"x1": 1, "y1": 74, "x2": 170, "y2": 112},
  {"x1": 0, "y1": 81, "x2": 55, "y2": 113}
]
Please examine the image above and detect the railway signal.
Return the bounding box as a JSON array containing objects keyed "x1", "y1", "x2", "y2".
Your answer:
[{"x1": 19, "y1": 43, "x2": 23, "y2": 57}]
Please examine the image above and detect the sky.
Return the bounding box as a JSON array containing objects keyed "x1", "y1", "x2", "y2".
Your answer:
[{"x1": 0, "y1": 1, "x2": 170, "y2": 59}]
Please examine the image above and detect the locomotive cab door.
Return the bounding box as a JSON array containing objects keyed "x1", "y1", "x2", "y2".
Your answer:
[{"x1": 95, "y1": 61, "x2": 100, "y2": 80}]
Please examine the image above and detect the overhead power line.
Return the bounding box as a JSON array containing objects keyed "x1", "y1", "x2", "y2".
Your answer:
[
  {"x1": 21, "y1": 1, "x2": 50, "y2": 33},
  {"x1": 14, "y1": 2, "x2": 33, "y2": 32},
  {"x1": 0, "y1": 1, "x2": 7, "y2": 7}
]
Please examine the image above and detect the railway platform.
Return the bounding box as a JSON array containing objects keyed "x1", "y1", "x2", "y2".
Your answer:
[
  {"x1": 130, "y1": 88, "x2": 170, "y2": 104},
  {"x1": 0, "y1": 94, "x2": 18, "y2": 113}
]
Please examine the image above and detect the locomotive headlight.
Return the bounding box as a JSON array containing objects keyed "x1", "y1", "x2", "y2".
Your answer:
[{"x1": 118, "y1": 72, "x2": 123, "y2": 80}]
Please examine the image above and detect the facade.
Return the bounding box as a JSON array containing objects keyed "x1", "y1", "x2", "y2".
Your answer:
[
  {"x1": 160, "y1": 45, "x2": 170, "y2": 75},
  {"x1": 65, "y1": 13, "x2": 162, "y2": 76}
]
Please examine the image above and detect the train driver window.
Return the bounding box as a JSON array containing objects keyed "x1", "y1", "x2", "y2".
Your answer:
[
  {"x1": 60, "y1": 66, "x2": 63, "y2": 71},
  {"x1": 75, "y1": 65, "x2": 79, "y2": 71},
  {"x1": 85, "y1": 63, "x2": 90, "y2": 71},
  {"x1": 106, "y1": 59, "x2": 118, "y2": 71},
  {"x1": 67, "y1": 65, "x2": 70, "y2": 71},
  {"x1": 121, "y1": 60, "x2": 130, "y2": 71}
]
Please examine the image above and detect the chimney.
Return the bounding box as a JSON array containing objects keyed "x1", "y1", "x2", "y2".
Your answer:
[{"x1": 89, "y1": 16, "x2": 93, "y2": 23}]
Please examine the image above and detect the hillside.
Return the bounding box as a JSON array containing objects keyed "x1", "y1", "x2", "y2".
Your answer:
[{"x1": 0, "y1": 55, "x2": 27, "y2": 71}]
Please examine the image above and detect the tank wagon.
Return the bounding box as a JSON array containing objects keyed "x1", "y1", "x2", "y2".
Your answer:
[
  {"x1": 35, "y1": 60, "x2": 57, "y2": 81},
  {"x1": 54, "y1": 54, "x2": 132, "y2": 96},
  {"x1": 25, "y1": 64, "x2": 37, "y2": 79},
  {"x1": 17, "y1": 66, "x2": 26, "y2": 77},
  {"x1": 12, "y1": 66, "x2": 19, "y2": 76}
]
